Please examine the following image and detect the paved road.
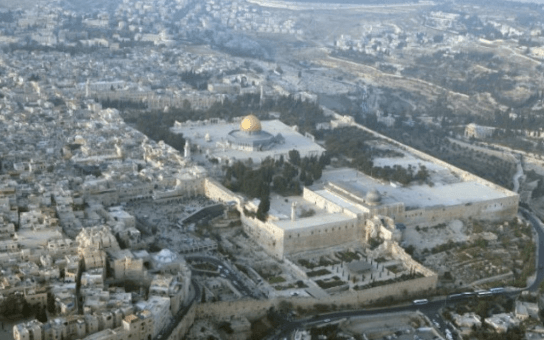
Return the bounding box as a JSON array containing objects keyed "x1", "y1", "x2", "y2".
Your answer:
[
  {"x1": 268, "y1": 291, "x2": 521, "y2": 340},
  {"x1": 519, "y1": 207, "x2": 544, "y2": 292}
]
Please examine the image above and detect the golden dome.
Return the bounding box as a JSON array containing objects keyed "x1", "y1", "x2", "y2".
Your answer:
[{"x1": 240, "y1": 114, "x2": 262, "y2": 133}]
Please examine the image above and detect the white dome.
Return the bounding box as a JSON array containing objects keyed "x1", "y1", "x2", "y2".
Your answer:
[{"x1": 153, "y1": 249, "x2": 177, "y2": 263}]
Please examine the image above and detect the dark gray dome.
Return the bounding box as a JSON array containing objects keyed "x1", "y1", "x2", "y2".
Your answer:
[{"x1": 366, "y1": 189, "x2": 381, "y2": 204}]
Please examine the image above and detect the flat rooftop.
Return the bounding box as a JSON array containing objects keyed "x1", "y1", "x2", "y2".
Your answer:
[
  {"x1": 274, "y1": 212, "x2": 355, "y2": 231},
  {"x1": 269, "y1": 194, "x2": 355, "y2": 231},
  {"x1": 316, "y1": 167, "x2": 514, "y2": 210},
  {"x1": 17, "y1": 228, "x2": 63, "y2": 249},
  {"x1": 171, "y1": 119, "x2": 325, "y2": 163},
  {"x1": 313, "y1": 189, "x2": 367, "y2": 215}
]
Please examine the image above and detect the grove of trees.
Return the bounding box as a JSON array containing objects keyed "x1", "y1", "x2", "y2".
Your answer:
[
  {"x1": 324, "y1": 127, "x2": 429, "y2": 185},
  {"x1": 223, "y1": 152, "x2": 329, "y2": 221}
]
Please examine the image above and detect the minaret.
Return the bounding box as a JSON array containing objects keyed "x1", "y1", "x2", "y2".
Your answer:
[
  {"x1": 184, "y1": 139, "x2": 191, "y2": 159},
  {"x1": 259, "y1": 85, "x2": 264, "y2": 107},
  {"x1": 291, "y1": 202, "x2": 297, "y2": 221}
]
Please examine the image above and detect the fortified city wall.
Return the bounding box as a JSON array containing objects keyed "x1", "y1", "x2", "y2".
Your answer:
[
  {"x1": 204, "y1": 179, "x2": 244, "y2": 206},
  {"x1": 194, "y1": 274, "x2": 437, "y2": 322},
  {"x1": 282, "y1": 216, "x2": 361, "y2": 257},
  {"x1": 167, "y1": 303, "x2": 196, "y2": 340},
  {"x1": 402, "y1": 195, "x2": 519, "y2": 227},
  {"x1": 390, "y1": 243, "x2": 436, "y2": 277},
  {"x1": 241, "y1": 214, "x2": 285, "y2": 260}
]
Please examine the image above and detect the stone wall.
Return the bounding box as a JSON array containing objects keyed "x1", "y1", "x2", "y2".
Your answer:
[
  {"x1": 302, "y1": 187, "x2": 345, "y2": 214},
  {"x1": 194, "y1": 275, "x2": 438, "y2": 321},
  {"x1": 448, "y1": 138, "x2": 517, "y2": 164},
  {"x1": 204, "y1": 179, "x2": 244, "y2": 207},
  {"x1": 241, "y1": 214, "x2": 284, "y2": 260},
  {"x1": 390, "y1": 243, "x2": 436, "y2": 277},
  {"x1": 195, "y1": 299, "x2": 274, "y2": 322},
  {"x1": 402, "y1": 195, "x2": 519, "y2": 227},
  {"x1": 282, "y1": 217, "x2": 361, "y2": 256},
  {"x1": 167, "y1": 303, "x2": 196, "y2": 340},
  {"x1": 241, "y1": 206, "x2": 365, "y2": 260}
]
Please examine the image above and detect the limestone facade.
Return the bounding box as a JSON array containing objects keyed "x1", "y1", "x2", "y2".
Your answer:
[{"x1": 14, "y1": 312, "x2": 153, "y2": 340}]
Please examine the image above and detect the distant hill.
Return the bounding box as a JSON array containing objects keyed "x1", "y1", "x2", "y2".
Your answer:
[
  {"x1": 0, "y1": 0, "x2": 48, "y2": 10},
  {"x1": 285, "y1": 0, "x2": 419, "y2": 3}
]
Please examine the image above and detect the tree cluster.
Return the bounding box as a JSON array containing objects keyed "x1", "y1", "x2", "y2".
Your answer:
[
  {"x1": 325, "y1": 127, "x2": 429, "y2": 185},
  {"x1": 180, "y1": 70, "x2": 212, "y2": 90},
  {"x1": 364, "y1": 122, "x2": 517, "y2": 189},
  {"x1": 0, "y1": 293, "x2": 47, "y2": 321},
  {"x1": 224, "y1": 153, "x2": 329, "y2": 221}
]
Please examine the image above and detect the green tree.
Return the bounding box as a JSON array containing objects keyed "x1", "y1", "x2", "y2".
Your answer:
[
  {"x1": 22, "y1": 300, "x2": 32, "y2": 318},
  {"x1": 1, "y1": 294, "x2": 23, "y2": 316},
  {"x1": 47, "y1": 292, "x2": 56, "y2": 314},
  {"x1": 312, "y1": 163, "x2": 322, "y2": 180},
  {"x1": 288, "y1": 149, "x2": 301, "y2": 166},
  {"x1": 257, "y1": 195, "x2": 270, "y2": 221},
  {"x1": 299, "y1": 170, "x2": 307, "y2": 182},
  {"x1": 201, "y1": 288, "x2": 206, "y2": 303},
  {"x1": 37, "y1": 305, "x2": 47, "y2": 322}
]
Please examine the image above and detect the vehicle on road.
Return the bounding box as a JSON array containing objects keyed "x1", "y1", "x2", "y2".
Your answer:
[
  {"x1": 477, "y1": 291, "x2": 492, "y2": 298},
  {"x1": 490, "y1": 287, "x2": 505, "y2": 294},
  {"x1": 447, "y1": 293, "x2": 465, "y2": 300},
  {"x1": 412, "y1": 299, "x2": 429, "y2": 305},
  {"x1": 323, "y1": 319, "x2": 331, "y2": 323}
]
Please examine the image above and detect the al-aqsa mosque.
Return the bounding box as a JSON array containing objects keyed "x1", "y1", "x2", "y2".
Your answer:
[{"x1": 171, "y1": 114, "x2": 325, "y2": 164}]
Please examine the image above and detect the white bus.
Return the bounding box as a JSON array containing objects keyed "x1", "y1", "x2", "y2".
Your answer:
[{"x1": 412, "y1": 299, "x2": 429, "y2": 305}]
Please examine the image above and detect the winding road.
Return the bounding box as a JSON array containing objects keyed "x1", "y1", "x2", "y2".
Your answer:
[
  {"x1": 519, "y1": 207, "x2": 544, "y2": 292},
  {"x1": 266, "y1": 291, "x2": 522, "y2": 340}
]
